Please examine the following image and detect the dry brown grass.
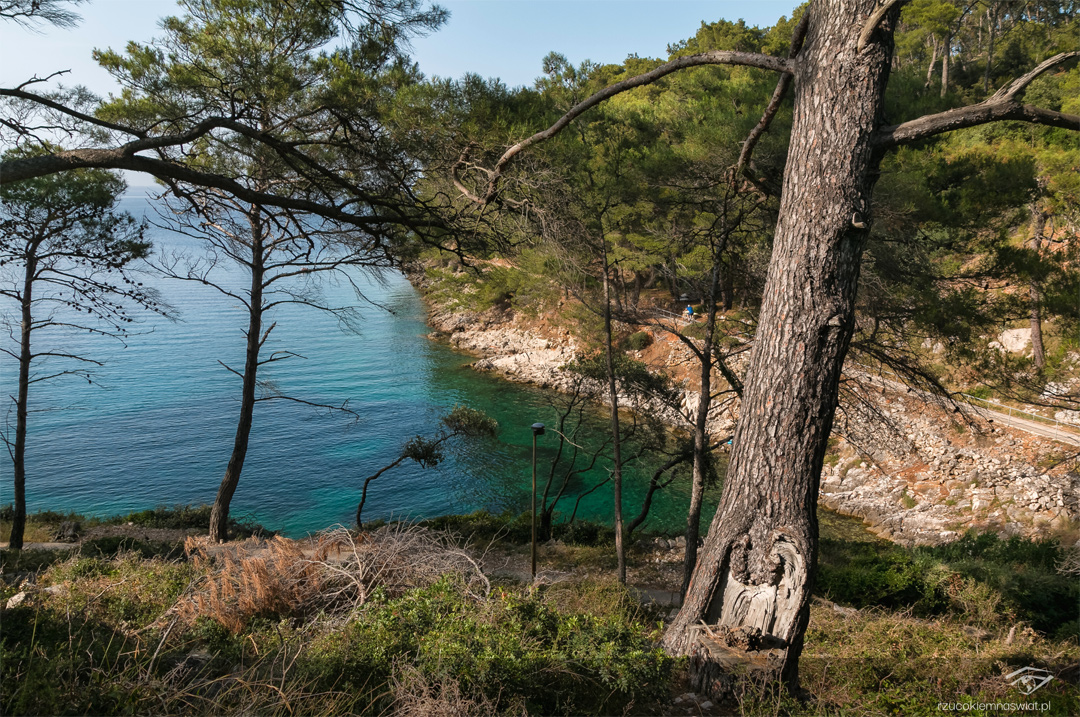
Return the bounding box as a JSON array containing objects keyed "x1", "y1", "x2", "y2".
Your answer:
[
  {"x1": 177, "y1": 523, "x2": 490, "y2": 633},
  {"x1": 390, "y1": 664, "x2": 512, "y2": 717}
]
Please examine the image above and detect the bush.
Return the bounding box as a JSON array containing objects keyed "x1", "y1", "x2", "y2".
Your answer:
[
  {"x1": 121, "y1": 504, "x2": 272, "y2": 536},
  {"x1": 425, "y1": 510, "x2": 533, "y2": 543},
  {"x1": 306, "y1": 577, "x2": 671, "y2": 715},
  {"x1": 622, "y1": 331, "x2": 653, "y2": 351},
  {"x1": 817, "y1": 532, "x2": 1079, "y2": 634},
  {"x1": 424, "y1": 511, "x2": 615, "y2": 547}
]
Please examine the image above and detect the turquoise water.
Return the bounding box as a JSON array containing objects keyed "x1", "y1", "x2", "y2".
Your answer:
[{"x1": 2, "y1": 194, "x2": 718, "y2": 536}]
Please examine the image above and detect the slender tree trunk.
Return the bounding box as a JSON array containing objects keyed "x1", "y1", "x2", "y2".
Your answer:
[
  {"x1": 209, "y1": 211, "x2": 265, "y2": 542},
  {"x1": 662, "y1": 0, "x2": 897, "y2": 691},
  {"x1": 982, "y1": 7, "x2": 996, "y2": 94},
  {"x1": 925, "y1": 36, "x2": 938, "y2": 88},
  {"x1": 682, "y1": 263, "x2": 721, "y2": 598},
  {"x1": 356, "y1": 454, "x2": 408, "y2": 526},
  {"x1": 601, "y1": 242, "x2": 626, "y2": 583},
  {"x1": 940, "y1": 35, "x2": 951, "y2": 97},
  {"x1": 1029, "y1": 206, "x2": 1046, "y2": 370},
  {"x1": 9, "y1": 250, "x2": 38, "y2": 551}
]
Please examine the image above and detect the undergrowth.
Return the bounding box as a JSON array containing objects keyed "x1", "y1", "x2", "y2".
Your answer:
[
  {"x1": 1, "y1": 519, "x2": 1077, "y2": 716},
  {"x1": 1, "y1": 503, "x2": 272, "y2": 543},
  {"x1": 817, "y1": 532, "x2": 1079, "y2": 640},
  {"x1": 1, "y1": 524, "x2": 669, "y2": 716}
]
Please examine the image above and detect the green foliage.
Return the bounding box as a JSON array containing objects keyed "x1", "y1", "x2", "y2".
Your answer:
[
  {"x1": 818, "y1": 532, "x2": 1078, "y2": 634},
  {"x1": 442, "y1": 404, "x2": 499, "y2": 438},
  {"x1": 0, "y1": 505, "x2": 273, "y2": 568},
  {"x1": 390, "y1": 406, "x2": 499, "y2": 475},
  {"x1": 622, "y1": 330, "x2": 654, "y2": 351},
  {"x1": 398, "y1": 406, "x2": 497, "y2": 468},
  {"x1": 304, "y1": 577, "x2": 670, "y2": 715},
  {"x1": 399, "y1": 435, "x2": 446, "y2": 468},
  {"x1": 567, "y1": 351, "x2": 676, "y2": 404},
  {"x1": 424, "y1": 510, "x2": 534, "y2": 543},
  {"x1": 121, "y1": 503, "x2": 271, "y2": 535},
  {"x1": 423, "y1": 510, "x2": 616, "y2": 547}
]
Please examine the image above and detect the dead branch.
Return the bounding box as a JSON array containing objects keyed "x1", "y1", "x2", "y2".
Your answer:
[{"x1": 875, "y1": 51, "x2": 1080, "y2": 148}]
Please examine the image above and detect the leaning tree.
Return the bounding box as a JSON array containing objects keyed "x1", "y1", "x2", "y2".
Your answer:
[{"x1": 450, "y1": 0, "x2": 1078, "y2": 690}]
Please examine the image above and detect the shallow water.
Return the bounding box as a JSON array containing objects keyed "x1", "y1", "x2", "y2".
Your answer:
[{"x1": 4, "y1": 194, "x2": 733, "y2": 536}]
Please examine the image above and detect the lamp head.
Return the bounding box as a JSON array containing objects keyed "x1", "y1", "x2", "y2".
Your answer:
[{"x1": 531, "y1": 422, "x2": 545, "y2": 436}]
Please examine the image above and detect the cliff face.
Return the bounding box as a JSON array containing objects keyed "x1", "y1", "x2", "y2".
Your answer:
[{"x1": 418, "y1": 278, "x2": 1077, "y2": 546}]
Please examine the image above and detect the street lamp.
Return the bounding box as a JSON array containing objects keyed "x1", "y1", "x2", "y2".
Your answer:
[{"x1": 530, "y1": 422, "x2": 545, "y2": 580}]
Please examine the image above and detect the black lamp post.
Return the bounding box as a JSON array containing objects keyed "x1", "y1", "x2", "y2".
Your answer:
[{"x1": 530, "y1": 422, "x2": 545, "y2": 580}]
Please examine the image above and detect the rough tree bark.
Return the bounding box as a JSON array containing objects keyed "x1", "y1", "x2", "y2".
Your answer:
[
  {"x1": 660, "y1": 0, "x2": 900, "y2": 687},
  {"x1": 208, "y1": 210, "x2": 265, "y2": 543}
]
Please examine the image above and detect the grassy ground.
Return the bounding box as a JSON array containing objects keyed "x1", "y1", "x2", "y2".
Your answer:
[{"x1": 1, "y1": 508, "x2": 1077, "y2": 715}]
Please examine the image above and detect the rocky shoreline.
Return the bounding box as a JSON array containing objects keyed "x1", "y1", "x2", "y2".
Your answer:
[{"x1": 419, "y1": 286, "x2": 1078, "y2": 547}]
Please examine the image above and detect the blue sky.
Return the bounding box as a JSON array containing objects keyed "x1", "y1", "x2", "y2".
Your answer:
[{"x1": 1, "y1": 0, "x2": 800, "y2": 185}]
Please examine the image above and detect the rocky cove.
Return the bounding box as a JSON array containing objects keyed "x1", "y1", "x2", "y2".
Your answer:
[{"x1": 421, "y1": 293, "x2": 1079, "y2": 547}]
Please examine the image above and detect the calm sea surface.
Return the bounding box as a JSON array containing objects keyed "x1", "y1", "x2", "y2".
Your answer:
[{"x1": 2, "y1": 194, "x2": 721, "y2": 536}]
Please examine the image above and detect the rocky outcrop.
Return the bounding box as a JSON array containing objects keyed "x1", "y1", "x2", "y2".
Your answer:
[{"x1": 427, "y1": 304, "x2": 737, "y2": 436}]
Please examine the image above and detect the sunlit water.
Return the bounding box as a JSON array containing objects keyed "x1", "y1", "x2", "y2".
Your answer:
[{"x1": 2, "y1": 194, "x2": 730, "y2": 537}]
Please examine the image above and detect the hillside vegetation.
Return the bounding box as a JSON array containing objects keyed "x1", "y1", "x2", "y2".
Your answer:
[{"x1": 2, "y1": 508, "x2": 1078, "y2": 715}]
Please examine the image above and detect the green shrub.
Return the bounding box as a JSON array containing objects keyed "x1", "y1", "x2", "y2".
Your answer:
[
  {"x1": 423, "y1": 511, "x2": 614, "y2": 547},
  {"x1": 555, "y1": 519, "x2": 615, "y2": 546},
  {"x1": 817, "y1": 532, "x2": 1079, "y2": 635},
  {"x1": 121, "y1": 504, "x2": 272, "y2": 536},
  {"x1": 622, "y1": 331, "x2": 653, "y2": 351},
  {"x1": 304, "y1": 577, "x2": 670, "y2": 715}
]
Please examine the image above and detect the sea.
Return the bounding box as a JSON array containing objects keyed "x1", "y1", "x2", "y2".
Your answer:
[{"x1": 1, "y1": 193, "x2": 720, "y2": 536}]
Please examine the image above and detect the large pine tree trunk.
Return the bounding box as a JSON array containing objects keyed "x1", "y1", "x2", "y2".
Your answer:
[
  {"x1": 662, "y1": 0, "x2": 897, "y2": 690},
  {"x1": 209, "y1": 212, "x2": 265, "y2": 543},
  {"x1": 9, "y1": 251, "x2": 38, "y2": 551}
]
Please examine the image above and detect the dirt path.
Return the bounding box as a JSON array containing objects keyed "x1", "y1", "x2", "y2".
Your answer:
[{"x1": 856, "y1": 370, "x2": 1080, "y2": 446}]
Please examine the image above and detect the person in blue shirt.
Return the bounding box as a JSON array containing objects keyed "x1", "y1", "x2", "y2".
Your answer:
[{"x1": 685, "y1": 305, "x2": 694, "y2": 320}]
